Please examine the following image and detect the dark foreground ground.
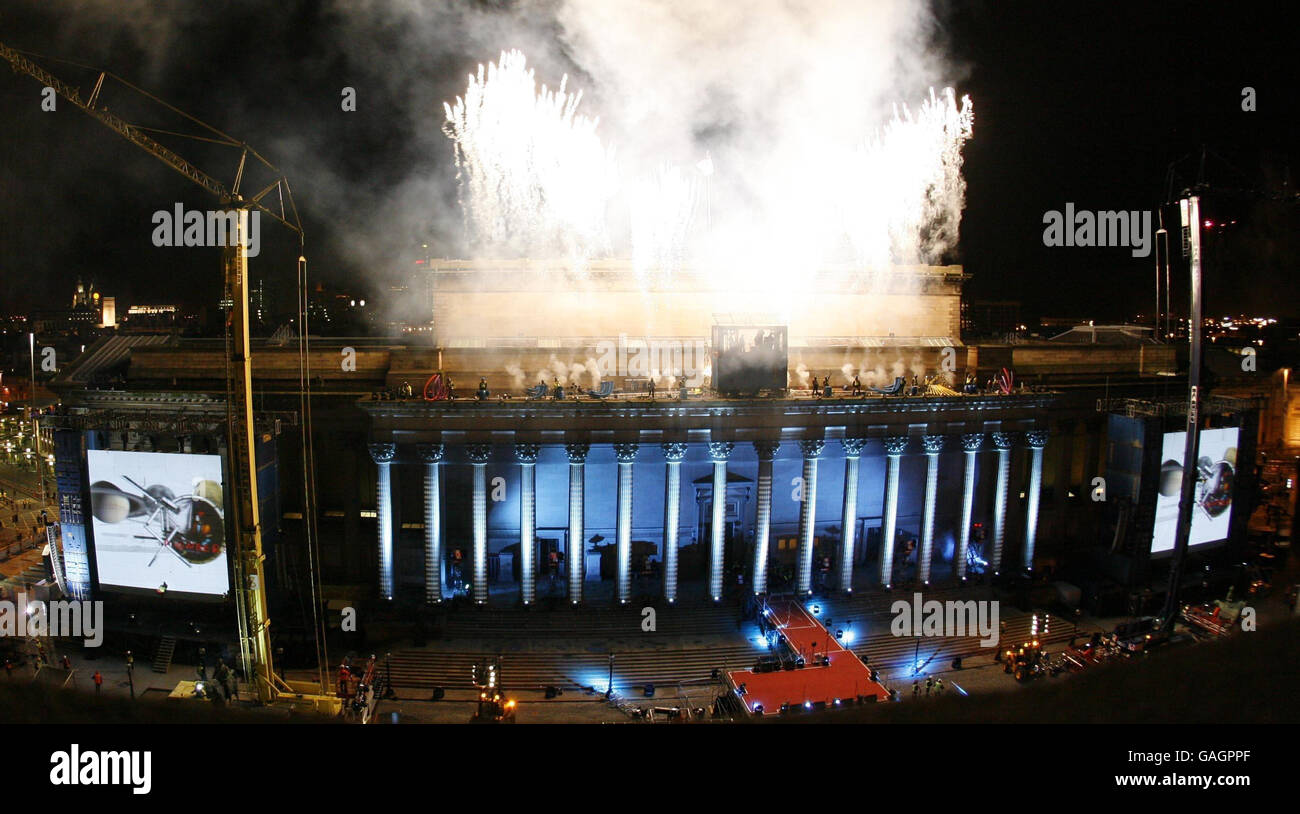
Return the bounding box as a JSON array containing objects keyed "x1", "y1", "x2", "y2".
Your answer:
[{"x1": 3, "y1": 617, "x2": 1298, "y2": 724}]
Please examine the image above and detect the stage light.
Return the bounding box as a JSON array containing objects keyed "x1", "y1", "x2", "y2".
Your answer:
[
  {"x1": 803, "y1": 701, "x2": 812, "y2": 710},
  {"x1": 840, "y1": 629, "x2": 855, "y2": 644}
]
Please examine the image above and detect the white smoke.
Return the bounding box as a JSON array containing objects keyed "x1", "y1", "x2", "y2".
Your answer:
[
  {"x1": 794, "y1": 362, "x2": 812, "y2": 388},
  {"x1": 440, "y1": 0, "x2": 971, "y2": 300},
  {"x1": 504, "y1": 362, "x2": 527, "y2": 390}
]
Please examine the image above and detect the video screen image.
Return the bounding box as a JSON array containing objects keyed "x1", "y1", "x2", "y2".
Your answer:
[
  {"x1": 86, "y1": 450, "x2": 231, "y2": 596},
  {"x1": 1151, "y1": 427, "x2": 1238, "y2": 555}
]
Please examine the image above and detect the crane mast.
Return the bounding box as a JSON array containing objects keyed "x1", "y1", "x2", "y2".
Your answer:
[
  {"x1": 221, "y1": 223, "x2": 283, "y2": 702},
  {"x1": 2, "y1": 41, "x2": 331, "y2": 709}
]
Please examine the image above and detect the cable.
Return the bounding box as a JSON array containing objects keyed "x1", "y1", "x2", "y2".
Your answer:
[{"x1": 297, "y1": 245, "x2": 330, "y2": 690}]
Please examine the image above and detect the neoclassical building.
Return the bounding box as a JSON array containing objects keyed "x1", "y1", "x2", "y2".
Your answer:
[
  {"x1": 360, "y1": 390, "x2": 1065, "y2": 606},
  {"x1": 48, "y1": 260, "x2": 1227, "y2": 613}
]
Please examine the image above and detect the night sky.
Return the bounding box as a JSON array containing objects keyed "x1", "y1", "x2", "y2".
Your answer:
[{"x1": 0, "y1": 0, "x2": 1294, "y2": 323}]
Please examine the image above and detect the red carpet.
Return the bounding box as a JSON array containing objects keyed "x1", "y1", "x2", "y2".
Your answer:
[{"x1": 726, "y1": 598, "x2": 891, "y2": 715}]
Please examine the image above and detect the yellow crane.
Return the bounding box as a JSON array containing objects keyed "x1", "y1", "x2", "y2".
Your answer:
[{"x1": 1, "y1": 41, "x2": 338, "y2": 713}]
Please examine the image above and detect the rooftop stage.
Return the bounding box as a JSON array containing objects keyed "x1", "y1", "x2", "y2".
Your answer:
[{"x1": 727, "y1": 598, "x2": 891, "y2": 716}]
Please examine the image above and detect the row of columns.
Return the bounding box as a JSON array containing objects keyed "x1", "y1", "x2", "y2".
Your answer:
[{"x1": 368, "y1": 429, "x2": 1049, "y2": 605}]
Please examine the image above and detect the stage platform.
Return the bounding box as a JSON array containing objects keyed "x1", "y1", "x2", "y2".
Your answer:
[{"x1": 726, "y1": 598, "x2": 891, "y2": 715}]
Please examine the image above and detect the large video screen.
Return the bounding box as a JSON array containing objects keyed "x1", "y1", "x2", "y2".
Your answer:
[
  {"x1": 1151, "y1": 427, "x2": 1238, "y2": 554},
  {"x1": 86, "y1": 450, "x2": 231, "y2": 597}
]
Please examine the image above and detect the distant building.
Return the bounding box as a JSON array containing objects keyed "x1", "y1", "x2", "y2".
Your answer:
[
  {"x1": 123, "y1": 304, "x2": 180, "y2": 332},
  {"x1": 962, "y1": 300, "x2": 1022, "y2": 339}
]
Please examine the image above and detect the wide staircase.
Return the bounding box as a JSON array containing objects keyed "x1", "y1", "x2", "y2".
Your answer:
[{"x1": 388, "y1": 587, "x2": 1097, "y2": 693}]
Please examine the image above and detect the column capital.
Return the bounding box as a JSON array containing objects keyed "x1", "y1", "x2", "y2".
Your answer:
[
  {"x1": 368, "y1": 442, "x2": 396, "y2": 464},
  {"x1": 841, "y1": 437, "x2": 867, "y2": 457},
  {"x1": 921, "y1": 435, "x2": 946, "y2": 455},
  {"x1": 564, "y1": 442, "x2": 590, "y2": 463},
  {"x1": 753, "y1": 440, "x2": 780, "y2": 461},
  {"x1": 415, "y1": 443, "x2": 445, "y2": 463},
  {"x1": 960, "y1": 433, "x2": 984, "y2": 453},
  {"x1": 797, "y1": 439, "x2": 825, "y2": 458},
  {"x1": 514, "y1": 442, "x2": 540, "y2": 463},
  {"x1": 614, "y1": 442, "x2": 639, "y2": 463},
  {"x1": 466, "y1": 443, "x2": 492, "y2": 464},
  {"x1": 882, "y1": 435, "x2": 909, "y2": 456},
  {"x1": 661, "y1": 442, "x2": 688, "y2": 462},
  {"x1": 992, "y1": 431, "x2": 1018, "y2": 451},
  {"x1": 1025, "y1": 429, "x2": 1050, "y2": 449},
  {"x1": 707, "y1": 441, "x2": 734, "y2": 461}
]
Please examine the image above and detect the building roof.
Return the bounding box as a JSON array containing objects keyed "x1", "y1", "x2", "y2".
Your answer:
[
  {"x1": 1047, "y1": 324, "x2": 1157, "y2": 345},
  {"x1": 51, "y1": 333, "x2": 175, "y2": 387}
]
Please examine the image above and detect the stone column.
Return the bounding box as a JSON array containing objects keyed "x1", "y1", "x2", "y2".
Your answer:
[
  {"x1": 613, "y1": 443, "x2": 639, "y2": 605},
  {"x1": 752, "y1": 441, "x2": 779, "y2": 595},
  {"x1": 707, "y1": 440, "x2": 734, "y2": 602},
  {"x1": 838, "y1": 438, "x2": 866, "y2": 593},
  {"x1": 991, "y1": 432, "x2": 1016, "y2": 577},
  {"x1": 956, "y1": 434, "x2": 982, "y2": 581},
  {"x1": 515, "y1": 443, "x2": 540, "y2": 605},
  {"x1": 416, "y1": 443, "x2": 445, "y2": 604},
  {"x1": 1023, "y1": 430, "x2": 1049, "y2": 573},
  {"x1": 795, "y1": 439, "x2": 825, "y2": 595},
  {"x1": 879, "y1": 435, "x2": 908, "y2": 589},
  {"x1": 368, "y1": 443, "x2": 396, "y2": 601},
  {"x1": 918, "y1": 435, "x2": 945, "y2": 585},
  {"x1": 565, "y1": 442, "x2": 589, "y2": 605},
  {"x1": 467, "y1": 442, "x2": 492, "y2": 605},
  {"x1": 661, "y1": 442, "x2": 688, "y2": 603}
]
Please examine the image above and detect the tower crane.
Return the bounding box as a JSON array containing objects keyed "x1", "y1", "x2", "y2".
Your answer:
[{"x1": 1, "y1": 41, "x2": 338, "y2": 712}]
